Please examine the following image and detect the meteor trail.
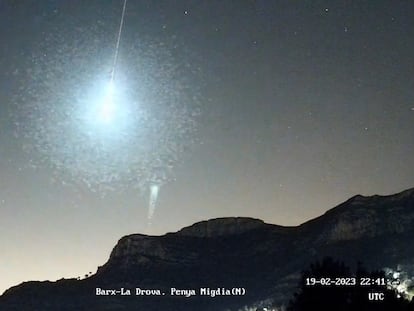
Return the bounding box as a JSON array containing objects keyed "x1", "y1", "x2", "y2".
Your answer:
[{"x1": 111, "y1": 0, "x2": 128, "y2": 82}]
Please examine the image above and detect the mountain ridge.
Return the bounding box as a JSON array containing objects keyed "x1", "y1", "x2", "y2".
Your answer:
[{"x1": 1, "y1": 187, "x2": 413, "y2": 310}]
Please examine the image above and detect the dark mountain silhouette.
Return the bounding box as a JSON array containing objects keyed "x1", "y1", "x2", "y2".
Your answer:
[{"x1": 1, "y1": 187, "x2": 413, "y2": 310}]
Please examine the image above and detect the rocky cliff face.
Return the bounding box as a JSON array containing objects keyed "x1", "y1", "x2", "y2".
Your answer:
[
  {"x1": 107, "y1": 218, "x2": 267, "y2": 266},
  {"x1": 1, "y1": 188, "x2": 413, "y2": 311},
  {"x1": 176, "y1": 217, "x2": 266, "y2": 237},
  {"x1": 300, "y1": 187, "x2": 414, "y2": 243}
]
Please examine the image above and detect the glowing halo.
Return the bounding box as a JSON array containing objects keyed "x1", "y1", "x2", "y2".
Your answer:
[
  {"x1": 12, "y1": 36, "x2": 201, "y2": 196},
  {"x1": 12, "y1": 1, "x2": 201, "y2": 205}
]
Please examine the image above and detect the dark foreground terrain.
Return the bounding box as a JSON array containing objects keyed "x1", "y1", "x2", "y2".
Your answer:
[{"x1": 1, "y1": 188, "x2": 414, "y2": 310}]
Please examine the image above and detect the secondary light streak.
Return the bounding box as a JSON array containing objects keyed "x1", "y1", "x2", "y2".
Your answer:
[{"x1": 148, "y1": 184, "x2": 160, "y2": 223}]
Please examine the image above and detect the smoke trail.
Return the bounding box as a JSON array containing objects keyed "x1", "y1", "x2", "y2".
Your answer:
[{"x1": 148, "y1": 184, "x2": 160, "y2": 223}]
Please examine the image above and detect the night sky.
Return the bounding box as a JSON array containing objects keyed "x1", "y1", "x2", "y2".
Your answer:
[{"x1": 1, "y1": 0, "x2": 413, "y2": 294}]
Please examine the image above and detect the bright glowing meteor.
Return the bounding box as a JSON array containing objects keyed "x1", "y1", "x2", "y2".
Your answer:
[
  {"x1": 98, "y1": 80, "x2": 116, "y2": 123},
  {"x1": 84, "y1": 79, "x2": 128, "y2": 131},
  {"x1": 13, "y1": 0, "x2": 201, "y2": 226}
]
